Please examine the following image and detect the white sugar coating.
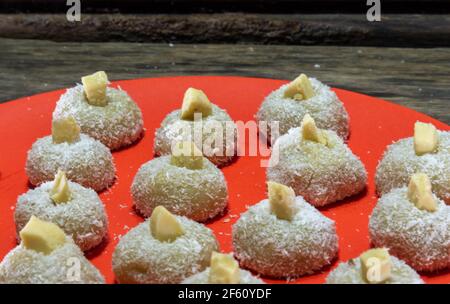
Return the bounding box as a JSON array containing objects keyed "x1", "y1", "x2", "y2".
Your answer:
[
  {"x1": 232, "y1": 198, "x2": 338, "y2": 278},
  {"x1": 53, "y1": 85, "x2": 144, "y2": 150},
  {"x1": 325, "y1": 255, "x2": 423, "y2": 284},
  {"x1": 15, "y1": 181, "x2": 108, "y2": 251},
  {"x1": 153, "y1": 104, "x2": 237, "y2": 167},
  {"x1": 112, "y1": 217, "x2": 219, "y2": 284},
  {"x1": 267, "y1": 127, "x2": 367, "y2": 207},
  {"x1": 26, "y1": 134, "x2": 116, "y2": 192},
  {"x1": 0, "y1": 237, "x2": 104, "y2": 284},
  {"x1": 182, "y1": 267, "x2": 265, "y2": 284},
  {"x1": 255, "y1": 78, "x2": 349, "y2": 142},
  {"x1": 369, "y1": 187, "x2": 450, "y2": 272},
  {"x1": 375, "y1": 131, "x2": 450, "y2": 204},
  {"x1": 131, "y1": 156, "x2": 228, "y2": 222}
]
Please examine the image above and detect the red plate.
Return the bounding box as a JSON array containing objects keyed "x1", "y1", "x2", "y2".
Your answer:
[{"x1": 0, "y1": 76, "x2": 448, "y2": 284}]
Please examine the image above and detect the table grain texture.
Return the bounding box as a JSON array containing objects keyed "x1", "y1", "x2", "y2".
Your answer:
[
  {"x1": 1, "y1": 38, "x2": 449, "y2": 124},
  {"x1": 2, "y1": 14, "x2": 450, "y2": 47}
]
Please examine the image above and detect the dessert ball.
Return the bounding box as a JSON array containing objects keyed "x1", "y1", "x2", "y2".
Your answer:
[
  {"x1": 53, "y1": 71, "x2": 143, "y2": 150},
  {"x1": 132, "y1": 146, "x2": 228, "y2": 221},
  {"x1": 26, "y1": 117, "x2": 116, "y2": 192},
  {"x1": 154, "y1": 88, "x2": 237, "y2": 167},
  {"x1": 112, "y1": 206, "x2": 219, "y2": 284},
  {"x1": 256, "y1": 74, "x2": 349, "y2": 143},
  {"x1": 182, "y1": 268, "x2": 264, "y2": 284},
  {"x1": 182, "y1": 252, "x2": 264, "y2": 284},
  {"x1": 0, "y1": 216, "x2": 104, "y2": 284},
  {"x1": 267, "y1": 115, "x2": 367, "y2": 207},
  {"x1": 326, "y1": 249, "x2": 423, "y2": 284},
  {"x1": 15, "y1": 171, "x2": 108, "y2": 251},
  {"x1": 232, "y1": 182, "x2": 338, "y2": 278},
  {"x1": 376, "y1": 122, "x2": 449, "y2": 204},
  {"x1": 369, "y1": 174, "x2": 450, "y2": 272}
]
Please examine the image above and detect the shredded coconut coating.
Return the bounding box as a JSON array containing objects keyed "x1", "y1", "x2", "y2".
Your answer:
[
  {"x1": 15, "y1": 181, "x2": 108, "y2": 251},
  {"x1": 256, "y1": 78, "x2": 349, "y2": 142},
  {"x1": 112, "y1": 217, "x2": 219, "y2": 284},
  {"x1": 182, "y1": 267, "x2": 265, "y2": 284},
  {"x1": 53, "y1": 85, "x2": 144, "y2": 150},
  {"x1": 326, "y1": 255, "x2": 423, "y2": 284},
  {"x1": 369, "y1": 187, "x2": 450, "y2": 272},
  {"x1": 131, "y1": 156, "x2": 228, "y2": 222},
  {"x1": 0, "y1": 237, "x2": 105, "y2": 284},
  {"x1": 26, "y1": 134, "x2": 116, "y2": 192},
  {"x1": 232, "y1": 198, "x2": 338, "y2": 278},
  {"x1": 375, "y1": 131, "x2": 450, "y2": 204},
  {"x1": 153, "y1": 104, "x2": 237, "y2": 167},
  {"x1": 267, "y1": 127, "x2": 367, "y2": 207}
]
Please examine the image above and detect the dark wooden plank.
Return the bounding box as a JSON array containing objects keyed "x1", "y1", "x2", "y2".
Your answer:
[
  {"x1": 1, "y1": 0, "x2": 449, "y2": 13},
  {"x1": 0, "y1": 38, "x2": 448, "y2": 123},
  {"x1": 1, "y1": 14, "x2": 450, "y2": 47}
]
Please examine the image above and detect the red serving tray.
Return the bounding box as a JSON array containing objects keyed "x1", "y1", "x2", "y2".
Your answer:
[{"x1": 0, "y1": 76, "x2": 448, "y2": 284}]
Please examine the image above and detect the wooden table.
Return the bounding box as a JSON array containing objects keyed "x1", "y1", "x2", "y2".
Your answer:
[{"x1": 1, "y1": 38, "x2": 449, "y2": 124}]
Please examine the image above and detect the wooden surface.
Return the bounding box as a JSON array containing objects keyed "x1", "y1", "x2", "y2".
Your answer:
[
  {"x1": 1, "y1": 38, "x2": 449, "y2": 124},
  {"x1": 2, "y1": 14, "x2": 450, "y2": 47},
  {"x1": 1, "y1": 0, "x2": 449, "y2": 14}
]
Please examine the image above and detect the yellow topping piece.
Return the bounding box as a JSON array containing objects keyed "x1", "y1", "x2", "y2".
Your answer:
[
  {"x1": 150, "y1": 206, "x2": 185, "y2": 242},
  {"x1": 81, "y1": 71, "x2": 109, "y2": 106},
  {"x1": 170, "y1": 141, "x2": 204, "y2": 170},
  {"x1": 360, "y1": 248, "x2": 392, "y2": 284},
  {"x1": 50, "y1": 170, "x2": 72, "y2": 204},
  {"x1": 414, "y1": 122, "x2": 439, "y2": 156},
  {"x1": 52, "y1": 116, "x2": 81, "y2": 144},
  {"x1": 180, "y1": 88, "x2": 212, "y2": 120},
  {"x1": 209, "y1": 252, "x2": 240, "y2": 284},
  {"x1": 268, "y1": 181, "x2": 297, "y2": 221},
  {"x1": 301, "y1": 114, "x2": 328, "y2": 145},
  {"x1": 19, "y1": 216, "x2": 66, "y2": 255},
  {"x1": 283, "y1": 74, "x2": 315, "y2": 100},
  {"x1": 407, "y1": 173, "x2": 437, "y2": 212}
]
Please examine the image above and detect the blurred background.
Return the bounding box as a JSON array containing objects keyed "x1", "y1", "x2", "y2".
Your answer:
[{"x1": 0, "y1": 0, "x2": 449, "y2": 123}]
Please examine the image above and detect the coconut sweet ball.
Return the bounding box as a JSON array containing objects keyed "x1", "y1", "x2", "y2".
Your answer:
[
  {"x1": 132, "y1": 142, "x2": 228, "y2": 222},
  {"x1": 15, "y1": 171, "x2": 108, "y2": 251},
  {"x1": 326, "y1": 248, "x2": 423, "y2": 284},
  {"x1": 0, "y1": 216, "x2": 105, "y2": 284},
  {"x1": 182, "y1": 252, "x2": 264, "y2": 284},
  {"x1": 26, "y1": 116, "x2": 116, "y2": 192},
  {"x1": 112, "y1": 206, "x2": 219, "y2": 284},
  {"x1": 267, "y1": 114, "x2": 367, "y2": 207},
  {"x1": 376, "y1": 121, "x2": 450, "y2": 204},
  {"x1": 232, "y1": 182, "x2": 338, "y2": 278},
  {"x1": 369, "y1": 173, "x2": 450, "y2": 272},
  {"x1": 53, "y1": 71, "x2": 143, "y2": 150},
  {"x1": 256, "y1": 74, "x2": 349, "y2": 143},
  {"x1": 154, "y1": 87, "x2": 237, "y2": 167}
]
